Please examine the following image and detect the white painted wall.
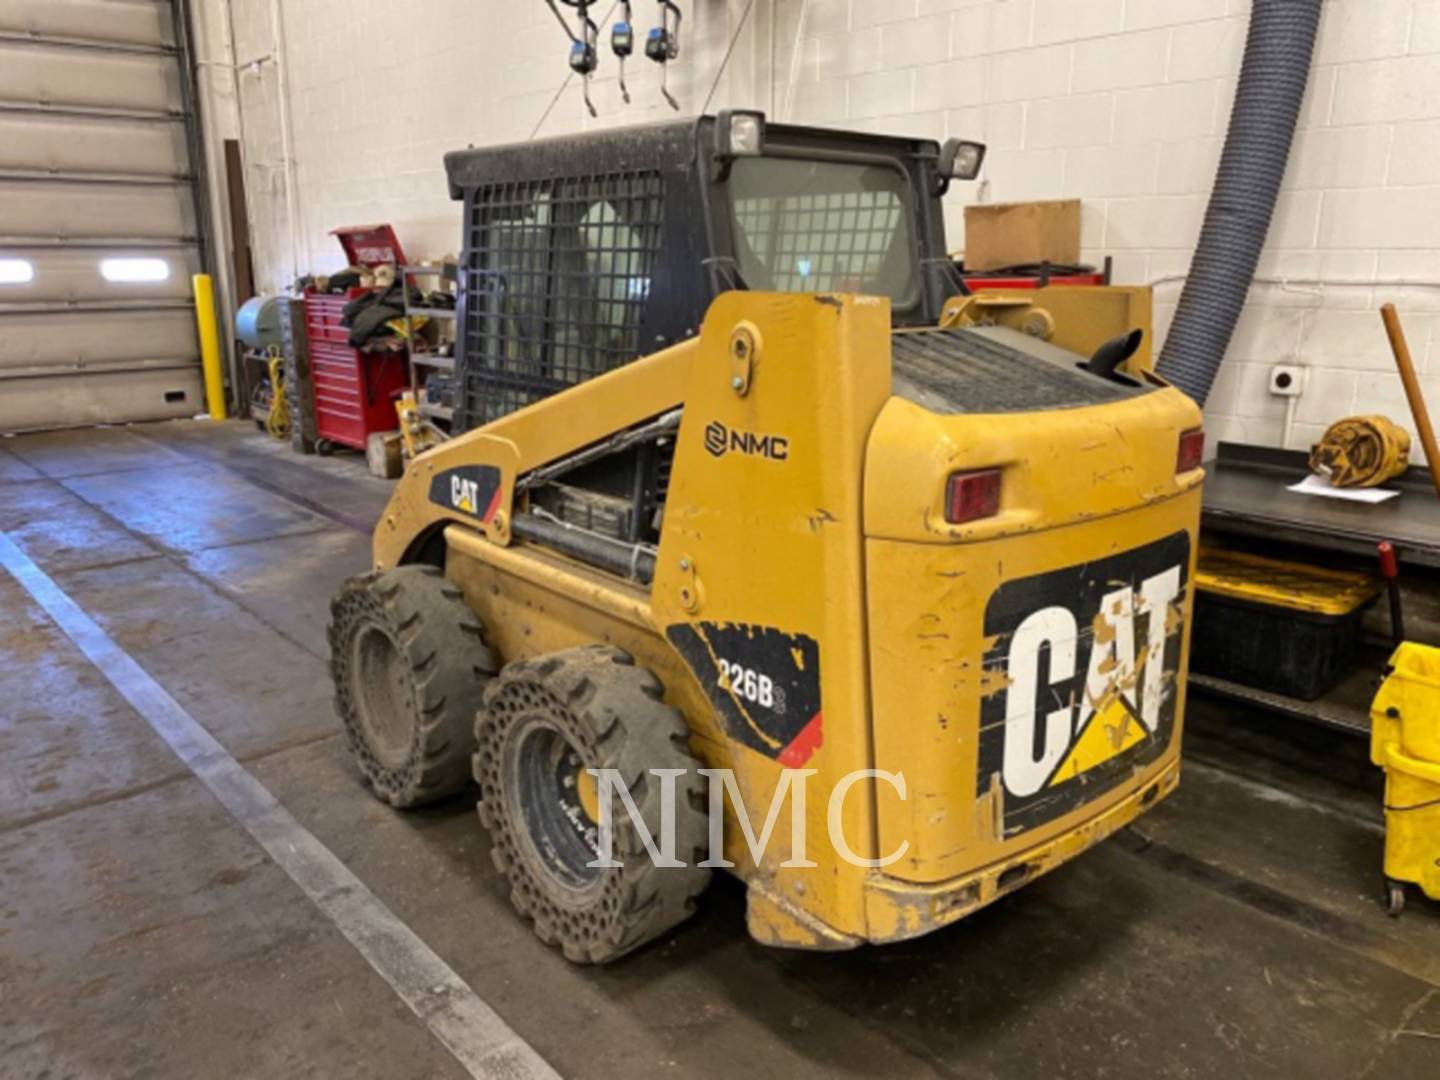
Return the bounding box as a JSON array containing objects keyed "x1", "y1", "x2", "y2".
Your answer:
[
  {"x1": 215, "y1": 0, "x2": 1440, "y2": 450},
  {"x1": 221, "y1": 0, "x2": 768, "y2": 284}
]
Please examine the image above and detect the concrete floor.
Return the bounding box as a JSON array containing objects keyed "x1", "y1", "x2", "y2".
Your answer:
[{"x1": 1, "y1": 419, "x2": 1437, "y2": 1080}]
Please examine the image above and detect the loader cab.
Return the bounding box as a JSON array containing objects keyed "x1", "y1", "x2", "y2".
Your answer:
[
  {"x1": 442, "y1": 112, "x2": 970, "y2": 433},
  {"x1": 701, "y1": 111, "x2": 972, "y2": 326}
]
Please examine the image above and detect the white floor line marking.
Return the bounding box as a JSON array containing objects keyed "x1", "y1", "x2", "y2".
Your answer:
[{"x1": 0, "y1": 532, "x2": 560, "y2": 1080}]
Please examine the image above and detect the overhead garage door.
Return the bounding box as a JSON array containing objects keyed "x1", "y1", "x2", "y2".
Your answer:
[{"x1": 0, "y1": 0, "x2": 208, "y2": 432}]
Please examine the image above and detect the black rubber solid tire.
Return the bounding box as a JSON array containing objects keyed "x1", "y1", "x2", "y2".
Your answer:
[
  {"x1": 329, "y1": 565, "x2": 498, "y2": 808},
  {"x1": 474, "y1": 645, "x2": 711, "y2": 964}
]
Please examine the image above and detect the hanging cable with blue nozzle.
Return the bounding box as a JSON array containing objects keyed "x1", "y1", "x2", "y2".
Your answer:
[
  {"x1": 547, "y1": 0, "x2": 600, "y2": 117},
  {"x1": 612, "y1": 1, "x2": 634, "y2": 104},
  {"x1": 646, "y1": 0, "x2": 682, "y2": 111}
]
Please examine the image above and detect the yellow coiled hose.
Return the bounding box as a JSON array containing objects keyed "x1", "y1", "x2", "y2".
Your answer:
[{"x1": 1309, "y1": 415, "x2": 1410, "y2": 487}]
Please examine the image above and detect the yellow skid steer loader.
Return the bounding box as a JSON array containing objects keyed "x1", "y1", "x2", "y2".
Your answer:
[{"x1": 330, "y1": 113, "x2": 1204, "y2": 963}]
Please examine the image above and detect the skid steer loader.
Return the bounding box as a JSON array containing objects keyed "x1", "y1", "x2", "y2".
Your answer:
[{"x1": 329, "y1": 112, "x2": 1205, "y2": 963}]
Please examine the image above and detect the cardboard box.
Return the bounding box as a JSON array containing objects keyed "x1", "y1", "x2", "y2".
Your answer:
[{"x1": 963, "y1": 199, "x2": 1081, "y2": 272}]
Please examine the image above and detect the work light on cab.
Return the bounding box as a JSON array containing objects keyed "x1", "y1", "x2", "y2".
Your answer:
[{"x1": 716, "y1": 109, "x2": 765, "y2": 158}]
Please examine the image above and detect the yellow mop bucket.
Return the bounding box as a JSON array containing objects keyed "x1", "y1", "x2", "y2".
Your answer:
[{"x1": 1370, "y1": 642, "x2": 1440, "y2": 915}]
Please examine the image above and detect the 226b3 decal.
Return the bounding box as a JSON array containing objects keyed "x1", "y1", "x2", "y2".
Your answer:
[
  {"x1": 667, "y1": 622, "x2": 823, "y2": 768},
  {"x1": 977, "y1": 532, "x2": 1191, "y2": 836}
]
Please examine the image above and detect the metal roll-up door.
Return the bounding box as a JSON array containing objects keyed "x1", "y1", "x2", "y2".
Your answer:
[{"x1": 0, "y1": 0, "x2": 208, "y2": 432}]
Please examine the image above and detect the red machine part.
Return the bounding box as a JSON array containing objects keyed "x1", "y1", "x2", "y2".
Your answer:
[
  {"x1": 959, "y1": 259, "x2": 1111, "y2": 291},
  {"x1": 1379, "y1": 541, "x2": 1400, "y2": 580},
  {"x1": 1378, "y1": 540, "x2": 1406, "y2": 646},
  {"x1": 962, "y1": 271, "x2": 1106, "y2": 290}
]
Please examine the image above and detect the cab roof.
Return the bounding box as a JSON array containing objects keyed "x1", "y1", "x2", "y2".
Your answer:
[{"x1": 443, "y1": 115, "x2": 944, "y2": 199}]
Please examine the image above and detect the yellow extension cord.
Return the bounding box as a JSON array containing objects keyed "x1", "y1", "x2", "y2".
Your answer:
[{"x1": 266, "y1": 347, "x2": 292, "y2": 441}]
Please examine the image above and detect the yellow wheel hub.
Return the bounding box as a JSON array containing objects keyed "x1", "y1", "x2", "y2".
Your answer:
[{"x1": 575, "y1": 765, "x2": 601, "y2": 823}]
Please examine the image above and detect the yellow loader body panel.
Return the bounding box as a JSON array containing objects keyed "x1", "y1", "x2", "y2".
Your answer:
[
  {"x1": 371, "y1": 290, "x2": 1203, "y2": 950},
  {"x1": 864, "y1": 390, "x2": 1202, "y2": 887}
]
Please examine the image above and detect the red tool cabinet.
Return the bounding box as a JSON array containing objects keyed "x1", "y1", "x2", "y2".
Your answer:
[{"x1": 302, "y1": 225, "x2": 411, "y2": 452}]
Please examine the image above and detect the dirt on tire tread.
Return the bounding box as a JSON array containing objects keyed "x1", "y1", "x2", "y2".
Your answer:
[
  {"x1": 329, "y1": 565, "x2": 498, "y2": 808},
  {"x1": 474, "y1": 645, "x2": 711, "y2": 964}
]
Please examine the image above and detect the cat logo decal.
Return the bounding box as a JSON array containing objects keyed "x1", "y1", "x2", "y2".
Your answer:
[{"x1": 978, "y1": 533, "x2": 1191, "y2": 835}]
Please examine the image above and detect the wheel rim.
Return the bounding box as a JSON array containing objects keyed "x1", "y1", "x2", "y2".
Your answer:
[
  {"x1": 509, "y1": 719, "x2": 603, "y2": 892},
  {"x1": 351, "y1": 624, "x2": 412, "y2": 768}
]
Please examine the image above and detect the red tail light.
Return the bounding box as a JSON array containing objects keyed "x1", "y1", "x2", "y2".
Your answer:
[
  {"x1": 945, "y1": 469, "x2": 1002, "y2": 524},
  {"x1": 1177, "y1": 428, "x2": 1205, "y2": 474}
]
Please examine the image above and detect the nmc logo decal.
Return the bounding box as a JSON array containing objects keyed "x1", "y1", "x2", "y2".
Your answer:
[{"x1": 977, "y1": 532, "x2": 1190, "y2": 837}]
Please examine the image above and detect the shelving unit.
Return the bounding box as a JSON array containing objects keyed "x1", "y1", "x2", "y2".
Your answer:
[
  {"x1": 1188, "y1": 653, "x2": 1386, "y2": 737},
  {"x1": 1198, "y1": 442, "x2": 1438, "y2": 736},
  {"x1": 399, "y1": 265, "x2": 458, "y2": 429}
]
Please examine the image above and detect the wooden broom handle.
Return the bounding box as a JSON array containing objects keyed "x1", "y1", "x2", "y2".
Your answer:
[{"x1": 1381, "y1": 303, "x2": 1440, "y2": 501}]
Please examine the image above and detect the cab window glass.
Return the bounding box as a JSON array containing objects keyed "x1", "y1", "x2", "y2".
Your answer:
[{"x1": 729, "y1": 158, "x2": 916, "y2": 306}]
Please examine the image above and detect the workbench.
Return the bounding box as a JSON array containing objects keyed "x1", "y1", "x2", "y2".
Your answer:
[
  {"x1": 1196, "y1": 442, "x2": 1440, "y2": 735},
  {"x1": 1203, "y1": 443, "x2": 1440, "y2": 567}
]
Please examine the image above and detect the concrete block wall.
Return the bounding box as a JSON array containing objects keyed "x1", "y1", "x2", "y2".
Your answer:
[
  {"x1": 216, "y1": 0, "x2": 1440, "y2": 453},
  {"x1": 221, "y1": 0, "x2": 765, "y2": 283}
]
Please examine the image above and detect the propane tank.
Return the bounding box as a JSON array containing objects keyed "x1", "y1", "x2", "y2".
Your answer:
[{"x1": 236, "y1": 295, "x2": 284, "y2": 351}]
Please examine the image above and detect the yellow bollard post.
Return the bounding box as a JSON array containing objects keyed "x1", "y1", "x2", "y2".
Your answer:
[{"x1": 192, "y1": 273, "x2": 227, "y2": 421}]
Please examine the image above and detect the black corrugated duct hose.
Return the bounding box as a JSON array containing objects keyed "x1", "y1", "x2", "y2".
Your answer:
[{"x1": 1156, "y1": 0, "x2": 1323, "y2": 405}]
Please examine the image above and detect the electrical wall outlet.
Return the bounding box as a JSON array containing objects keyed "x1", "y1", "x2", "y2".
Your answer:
[{"x1": 1269, "y1": 365, "x2": 1305, "y2": 397}]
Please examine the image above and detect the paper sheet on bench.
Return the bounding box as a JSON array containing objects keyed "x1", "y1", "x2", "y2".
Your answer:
[{"x1": 1287, "y1": 474, "x2": 1402, "y2": 504}]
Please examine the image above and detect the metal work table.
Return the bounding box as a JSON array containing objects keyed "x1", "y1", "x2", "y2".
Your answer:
[
  {"x1": 1202, "y1": 443, "x2": 1440, "y2": 568},
  {"x1": 1195, "y1": 443, "x2": 1440, "y2": 735}
]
